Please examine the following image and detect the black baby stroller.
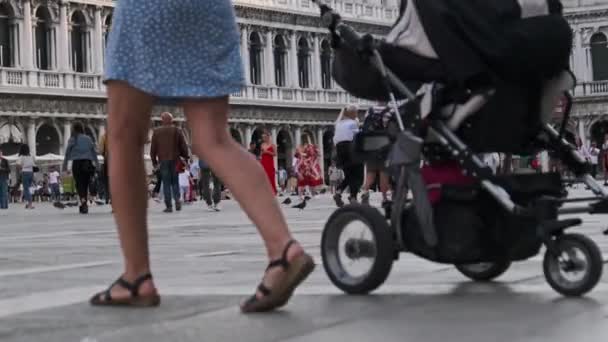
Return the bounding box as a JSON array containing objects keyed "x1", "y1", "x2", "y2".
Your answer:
[{"x1": 316, "y1": 0, "x2": 607, "y2": 297}]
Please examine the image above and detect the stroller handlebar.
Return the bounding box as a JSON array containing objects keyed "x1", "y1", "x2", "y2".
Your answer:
[{"x1": 313, "y1": 0, "x2": 368, "y2": 52}]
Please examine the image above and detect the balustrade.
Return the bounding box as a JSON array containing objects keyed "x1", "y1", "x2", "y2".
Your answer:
[{"x1": 0, "y1": 68, "x2": 373, "y2": 107}]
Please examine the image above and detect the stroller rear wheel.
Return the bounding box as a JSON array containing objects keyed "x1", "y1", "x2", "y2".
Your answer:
[
  {"x1": 543, "y1": 233, "x2": 603, "y2": 297},
  {"x1": 455, "y1": 261, "x2": 511, "y2": 282},
  {"x1": 321, "y1": 204, "x2": 395, "y2": 294}
]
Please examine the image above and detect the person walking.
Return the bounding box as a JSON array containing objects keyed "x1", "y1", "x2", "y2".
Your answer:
[
  {"x1": 260, "y1": 131, "x2": 278, "y2": 195},
  {"x1": 588, "y1": 142, "x2": 600, "y2": 178},
  {"x1": 16, "y1": 144, "x2": 36, "y2": 209},
  {"x1": 360, "y1": 106, "x2": 392, "y2": 206},
  {"x1": 295, "y1": 136, "x2": 323, "y2": 200},
  {"x1": 190, "y1": 158, "x2": 201, "y2": 200},
  {"x1": 0, "y1": 150, "x2": 9, "y2": 209},
  {"x1": 278, "y1": 167, "x2": 288, "y2": 194},
  {"x1": 333, "y1": 105, "x2": 364, "y2": 207},
  {"x1": 48, "y1": 167, "x2": 61, "y2": 203},
  {"x1": 98, "y1": 129, "x2": 111, "y2": 204},
  {"x1": 327, "y1": 162, "x2": 343, "y2": 195},
  {"x1": 178, "y1": 166, "x2": 191, "y2": 203},
  {"x1": 150, "y1": 112, "x2": 189, "y2": 213},
  {"x1": 199, "y1": 158, "x2": 223, "y2": 211},
  {"x1": 63, "y1": 122, "x2": 100, "y2": 214},
  {"x1": 90, "y1": 0, "x2": 314, "y2": 312}
]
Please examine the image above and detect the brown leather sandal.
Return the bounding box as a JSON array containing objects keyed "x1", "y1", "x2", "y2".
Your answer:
[
  {"x1": 90, "y1": 273, "x2": 160, "y2": 307},
  {"x1": 241, "y1": 240, "x2": 315, "y2": 313}
]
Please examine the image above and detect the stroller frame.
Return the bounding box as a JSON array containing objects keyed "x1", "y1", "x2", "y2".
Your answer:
[{"x1": 315, "y1": 0, "x2": 607, "y2": 297}]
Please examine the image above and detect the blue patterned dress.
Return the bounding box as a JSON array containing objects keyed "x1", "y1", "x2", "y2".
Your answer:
[{"x1": 104, "y1": 0, "x2": 244, "y2": 101}]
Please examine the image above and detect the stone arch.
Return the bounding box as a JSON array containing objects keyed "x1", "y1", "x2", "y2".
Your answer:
[
  {"x1": 277, "y1": 127, "x2": 294, "y2": 170},
  {"x1": 36, "y1": 122, "x2": 62, "y2": 155},
  {"x1": 320, "y1": 38, "x2": 333, "y2": 89},
  {"x1": 84, "y1": 124, "x2": 97, "y2": 143},
  {"x1": 590, "y1": 119, "x2": 608, "y2": 146},
  {"x1": 590, "y1": 32, "x2": 608, "y2": 81},
  {"x1": 297, "y1": 36, "x2": 312, "y2": 88},
  {"x1": 250, "y1": 126, "x2": 264, "y2": 157},
  {"x1": 70, "y1": 9, "x2": 89, "y2": 72},
  {"x1": 249, "y1": 31, "x2": 263, "y2": 85},
  {"x1": 301, "y1": 128, "x2": 316, "y2": 145},
  {"x1": 0, "y1": 2, "x2": 17, "y2": 67},
  {"x1": 34, "y1": 5, "x2": 53, "y2": 70},
  {"x1": 274, "y1": 34, "x2": 288, "y2": 87},
  {"x1": 103, "y1": 13, "x2": 112, "y2": 47},
  {"x1": 68, "y1": 7, "x2": 92, "y2": 27},
  {"x1": 0, "y1": 120, "x2": 25, "y2": 155},
  {"x1": 33, "y1": 3, "x2": 58, "y2": 22},
  {"x1": 0, "y1": 0, "x2": 18, "y2": 16},
  {"x1": 230, "y1": 127, "x2": 243, "y2": 145},
  {"x1": 322, "y1": 127, "x2": 335, "y2": 177}
]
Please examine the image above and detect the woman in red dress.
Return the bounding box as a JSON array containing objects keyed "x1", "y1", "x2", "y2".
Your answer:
[
  {"x1": 260, "y1": 131, "x2": 278, "y2": 195},
  {"x1": 295, "y1": 136, "x2": 323, "y2": 198}
]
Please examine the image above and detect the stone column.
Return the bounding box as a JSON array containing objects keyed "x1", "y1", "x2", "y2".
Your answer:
[
  {"x1": 27, "y1": 119, "x2": 37, "y2": 157},
  {"x1": 317, "y1": 127, "x2": 325, "y2": 184},
  {"x1": 294, "y1": 126, "x2": 302, "y2": 148},
  {"x1": 94, "y1": 7, "x2": 104, "y2": 73},
  {"x1": 312, "y1": 35, "x2": 321, "y2": 89},
  {"x1": 271, "y1": 126, "x2": 278, "y2": 171},
  {"x1": 22, "y1": 0, "x2": 34, "y2": 70},
  {"x1": 62, "y1": 120, "x2": 71, "y2": 153},
  {"x1": 265, "y1": 30, "x2": 275, "y2": 86},
  {"x1": 57, "y1": 0, "x2": 70, "y2": 72},
  {"x1": 290, "y1": 32, "x2": 298, "y2": 87},
  {"x1": 245, "y1": 125, "x2": 252, "y2": 148},
  {"x1": 572, "y1": 28, "x2": 583, "y2": 81},
  {"x1": 98, "y1": 123, "x2": 106, "y2": 141},
  {"x1": 578, "y1": 119, "x2": 587, "y2": 146},
  {"x1": 240, "y1": 25, "x2": 250, "y2": 84}
]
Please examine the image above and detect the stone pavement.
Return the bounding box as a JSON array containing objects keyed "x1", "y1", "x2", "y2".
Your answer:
[{"x1": 0, "y1": 189, "x2": 607, "y2": 342}]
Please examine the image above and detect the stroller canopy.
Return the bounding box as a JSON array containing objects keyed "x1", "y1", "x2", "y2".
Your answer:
[{"x1": 387, "y1": 0, "x2": 571, "y2": 85}]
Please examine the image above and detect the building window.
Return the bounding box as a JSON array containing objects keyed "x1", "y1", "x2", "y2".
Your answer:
[
  {"x1": 591, "y1": 32, "x2": 608, "y2": 81},
  {"x1": 249, "y1": 32, "x2": 263, "y2": 85},
  {"x1": 35, "y1": 6, "x2": 53, "y2": 70},
  {"x1": 0, "y1": 4, "x2": 17, "y2": 68},
  {"x1": 71, "y1": 11, "x2": 88, "y2": 73},
  {"x1": 320, "y1": 39, "x2": 332, "y2": 89},
  {"x1": 297, "y1": 37, "x2": 311, "y2": 88},
  {"x1": 274, "y1": 35, "x2": 287, "y2": 87},
  {"x1": 103, "y1": 15, "x2": 112, "y2": 47}
]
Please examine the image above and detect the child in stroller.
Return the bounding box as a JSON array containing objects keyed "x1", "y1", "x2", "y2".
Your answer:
[{"x1": 315, "y1": 0, "x2": 606, "y2": 297}]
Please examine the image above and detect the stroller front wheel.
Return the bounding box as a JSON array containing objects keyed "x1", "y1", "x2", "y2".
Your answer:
[
  {"x1": 321, "y1": 204, "x2": 395, "y2": 294},
  {"x1": 543, "y1": 233, "x2": 603, "y2": 297}
]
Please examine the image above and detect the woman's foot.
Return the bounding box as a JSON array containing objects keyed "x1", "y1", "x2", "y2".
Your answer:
[
  {"x1": 241, "y1": 240, "x2": 315, "y2": 313},
  {"x1": 79, "y1": 202, "x2": 88, "y2": 214},
  {"x1": 90, "y1": 273, "x2": 160, "y2": 307}
]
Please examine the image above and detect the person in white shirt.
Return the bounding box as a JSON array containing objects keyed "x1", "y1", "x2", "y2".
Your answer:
[
  {"x1": 588, "y1": 142, "x2": 600, "y2": 178},
  {"x1": 483, "y1": 153, "x2": 500, "y2": 174},
  {"x1": 332, "y1": 105, "x2": 364, "y2": 207},
  {"x1": 178, "y1": 169, "x2": 191, "y2": 203},
  {"x1": 48, "y1": 167, "x2": 61, "y2": 202},
  {"x1": 189, "y1": 160, "x2": 200, "y2": 199},
  {"x1": 16, "y1": 144, "x2": 36, "y2": 209}
]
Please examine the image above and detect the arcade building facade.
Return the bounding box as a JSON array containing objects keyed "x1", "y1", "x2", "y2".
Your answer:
[
  {"x1": 0, "y1": 0, "x2": 400, "y2": 179},
  {"x1": 1, "y1": 0, "x2": 608, "y2": 176}
]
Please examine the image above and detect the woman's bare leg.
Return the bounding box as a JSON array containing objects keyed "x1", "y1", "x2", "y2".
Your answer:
[
  {"x1": 182, "y1": 98, "x2": 306, "y2": 296},
  {"x1": 379, "y1": 171, "x2": 391, "y2": 201},
  {"x1": 95, "y1": 81, "x2": 157, "y2": 300}
]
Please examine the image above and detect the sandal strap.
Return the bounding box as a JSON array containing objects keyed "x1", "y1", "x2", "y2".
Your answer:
[
  {"x1": 113, "y1": 273, "x2": 153, "y2": 297},
  {"x1": 266, "y1": 239, "x2": 297, "y2": 271},
  {"x1": 257, "y1": 283, "x2": 271, "y2": 296}
]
